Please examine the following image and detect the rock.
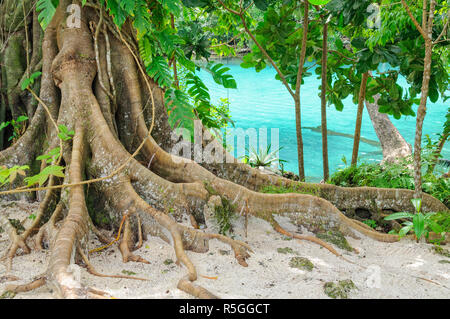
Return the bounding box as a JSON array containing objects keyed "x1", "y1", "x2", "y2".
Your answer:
[
  {"x1": 323, "y1": 280, "x2": 357, "y2": 299},
  {"x1": 289, "y1": 257, "x2": 314, "y2": 271}
]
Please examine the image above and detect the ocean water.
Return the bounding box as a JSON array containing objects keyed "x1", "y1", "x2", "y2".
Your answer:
[{"x1": 198, "y1": 60, "x2": 449, "y2": 181}]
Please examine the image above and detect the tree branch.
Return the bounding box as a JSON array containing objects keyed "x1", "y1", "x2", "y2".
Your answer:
[{"x1": 401, "y1": 0, "x2": 429, "y2": 40}]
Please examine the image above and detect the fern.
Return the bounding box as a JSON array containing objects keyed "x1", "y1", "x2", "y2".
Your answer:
[
  {"x1": 165, "y1": 88, "x2": 195, "y2": 134},
  {"x1": 205, "y1": 62, "x2": 237, "y2": 89},
  {"x1": 146, "y1": 56, "x2": 173, "y2": 88},
  {"x1": 36, "y1": 0, "x2": 59, "y2": 30}
]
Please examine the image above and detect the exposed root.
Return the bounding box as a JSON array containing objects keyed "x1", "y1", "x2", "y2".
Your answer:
[
  {"x1": 78, "y1": 246, "x2": 148, "y2": 281},
  {"x1": 5, "y1": 276, "x2": 46, "y2": 294},
  {"x1": 118, "y1": 218, "x2": 150, "y2": 264},
  {"x1": 0, "y1": 214, "x2": 31, "y2": 272},
  {"x1": 35, "y1": 202, "x2": 64, "y2": 250},
  {"x1": 177, "y1": 277, "x2": 219, "y2": 299},
  {"x1": 270, "y1": 218, "x2": 343, "y2": 258},
  {"x1": 4, "y1": 181, "x2": 58, "y2": 265}
]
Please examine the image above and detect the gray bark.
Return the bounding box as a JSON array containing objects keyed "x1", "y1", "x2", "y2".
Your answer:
[{"x1": 365, "y1": 94, "x2": 412, "y2": 163}]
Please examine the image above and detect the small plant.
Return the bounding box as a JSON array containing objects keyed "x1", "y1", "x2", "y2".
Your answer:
[
  {"x1": 384, "y1": 199, "x2": 445, "y2": 241},
  {"x1": 241, "y1": 144, "x2": 286, "y2": 169},
  {"x1": 362, "y1": 219, "x2": 377, "y2": 229},
  {"x1": 0, "y1": 115, "x2": 29, "y2": 143}
]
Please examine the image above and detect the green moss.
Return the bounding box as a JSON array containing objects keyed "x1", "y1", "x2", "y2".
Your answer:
[
  {"x1": 261, "y1": 183, "x2": 319, "y2": 196},
  {"x1": 277, "y1": 247, "x2": 296, "y2": 254},
  {"x1": 0, "y1": 290, "x2": 16, "y2": 299},
  {"x1": 323, "y1": 280, "x2": 357, "y2": 299},
  {"x1": 8, "y1": 218, "x2": 24, "y2": 234},
  {"x1": 316, "y1": 230, "x2": 353, "y2": 252},
  {"x1": 289, "y1": 257, "x2": 314, "y2": 271},
  {"x1": 122, "y1": 270, "x2": 137, "y2": 276},
  {"x1": 203, "y1": 181, "x2": 219, "y2": 196},
  {"x1": 438, "y1": 260, "x2": 450, "y2": 264},
  {"x1": 433, "y1": 246, "x2": 450, "y2": 258},
  {"x1": 163, "y1": 259, "x2": 174, "y2": 265}
]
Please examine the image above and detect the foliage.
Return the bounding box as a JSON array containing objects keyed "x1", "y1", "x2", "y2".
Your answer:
[
  {"x1": 362, "y1": 219, "x2": 377, "y2": 229},
  {"x1": 0, "y1": 116, "x2": 28, "y2": 143},
  {"x1": 0, "y1": 165, "x2": 29, "y2": 186},
  {"x1": 36, "y1": 0, "x2": 59, "y2": 30},
  {"x1": 241, "y1": 145, "x2": 285, "y2": 168},
  {"x1": 384, "y1": 199, "x2": 446, "y2": 242},
  {"x1": 329, "y1": 153, "x2": 450, "y2": 208}
]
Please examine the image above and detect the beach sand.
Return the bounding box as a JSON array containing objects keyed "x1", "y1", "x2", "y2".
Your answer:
[{"x1": 1, "y1": 200, "x2": 449, "y2": 299}]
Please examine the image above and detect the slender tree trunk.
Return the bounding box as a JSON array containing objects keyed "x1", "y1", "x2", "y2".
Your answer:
[
  {"x1": 351, "y1": 72, "x2": 369, "y2": 166},
  {"x1": 170, "y1": 14, "x2": 179, "y2": 89},
  {"x1": 413, "y1": 1, "x2": 435, "y2": 198},
  {"x1": 427, "y1": 132, "x2": 449, "y2": 174},
  {"x1": 294, "y1": 1, "x2": 309, "y2": 181},
  {"x1": 365, "y1": 94, "x2": 412, "y2": 163},
  {"x1": 320, "y1": 22, "x2": 329, "y2": 181}
]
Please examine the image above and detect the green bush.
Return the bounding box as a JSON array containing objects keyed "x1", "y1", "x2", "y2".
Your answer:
[{"x1": 329, "y1": 156, "x2": 449, "y2": 208}]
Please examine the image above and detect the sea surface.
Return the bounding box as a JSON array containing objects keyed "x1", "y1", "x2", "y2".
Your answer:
[{"x1": 198, "y1": 59, "x2": 449, "y2": 181}]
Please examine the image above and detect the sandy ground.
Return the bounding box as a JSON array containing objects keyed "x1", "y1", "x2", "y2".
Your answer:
[{"x1": 0, "y1": 200, "x2": 449, "y2": 299}]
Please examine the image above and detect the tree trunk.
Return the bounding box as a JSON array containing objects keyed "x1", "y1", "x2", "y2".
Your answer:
[
  {"x1": 365, "y1": 94, "x2": 412, "y2": 163},
  {"x1": 0, "y1": 1, "x2": 446, "y2": 299},
  {"x1": 412, "y1": 0, "x2": 435, "y2": 199},
  {"x1": 320, "y1": 22, "x2": 329, "y2": 181},
  {"x1": 351, "y1": 72, "x2": 369, "y2": 166},
  {"x1": 293, "y1": 1, "x2": 309, "y2": 181},
  {"x1": 427, "y1": 132, "x2": 449, "y2": 174}
]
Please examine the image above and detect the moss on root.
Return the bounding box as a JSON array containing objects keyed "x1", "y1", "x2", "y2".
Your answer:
[
  {"x1": 316, "y1": 230, "x2": 353, "y2": 252},
  {"x1": 433, "y1": 246, "x2": 450, "y2": 258},
  {"x1": 277, "y1": 247, "x2": 296, "y2": 254},
  {"x1": 289, "y1": 257, "x2": 314, "y2": 271},
  {"x1": 323, "y1": 279, "x2": 357, "y2": 299}
]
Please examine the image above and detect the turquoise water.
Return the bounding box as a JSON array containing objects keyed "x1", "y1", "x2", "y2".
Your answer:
[{"x1": 198, "y1": 60, "x2": 449, "y2": 181}]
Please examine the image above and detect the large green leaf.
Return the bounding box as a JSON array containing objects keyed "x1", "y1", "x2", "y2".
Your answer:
[
  {"x1": 413, "y1": 213, "x2": 425, "y2": 240},
  {"x1": 383, "y1": 212, "x2": 414, "y2": 221},
  {"x1": 36, "y1": 0, "x2": 59, "y2": 30}
]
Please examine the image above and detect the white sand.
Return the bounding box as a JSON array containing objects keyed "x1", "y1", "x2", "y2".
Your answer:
[{"x1": 0, "y1": 200, "x2": 449, "y2": 299}]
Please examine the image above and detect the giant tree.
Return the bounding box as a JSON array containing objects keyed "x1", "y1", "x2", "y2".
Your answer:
[{"x1": 0, "y1": 0, "x2": 446, "y2": 299}]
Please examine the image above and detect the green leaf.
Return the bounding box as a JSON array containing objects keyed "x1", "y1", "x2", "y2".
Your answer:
[
  {"x1": 384, "y1": 212, "x2": 414, "y2": 221},
  {"x1": 21, "y1": 72, "x2": 42, "y2": 91},
  {"x1": 410, "y1": 198, "x2": 422, "y2": 213},
  {"x1": 399, "y1": 225, "x2": 412, "y2": 237},
  {"x1": 36, "y1": 0, "x2": 59, "y2": 30},
  {"x1": 308, "y1": 0, "x2": 331, "y2": 5},
  {"x1": 146, "y1": 57, "x2": 173, "y2": 88},
  {"x1": 413, "y1": 213, "x2": 425, "y2": 240}
]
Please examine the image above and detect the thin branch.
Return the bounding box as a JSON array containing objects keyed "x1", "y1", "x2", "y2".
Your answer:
[
  {"x1": 433, "y1": 16, "x2": 449, "y2": 44},
  {"x1": 401, "y1": 0, "x2": 429, "y2": 40}
]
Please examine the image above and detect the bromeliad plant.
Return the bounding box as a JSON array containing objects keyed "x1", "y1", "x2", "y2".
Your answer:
[
  {"x1": 384, "y1": 198, "x2": 445, "y2": 242},
  {"x1": 241, "y1": 145, "x2": 286, "y2": 170}
]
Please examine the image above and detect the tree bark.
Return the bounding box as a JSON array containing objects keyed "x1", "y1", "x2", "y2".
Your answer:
[
  {"x1": 351, "y1": 72, "x2": 369, "y2": 166},
  {"x1": 320, "y1": 22, "x2": 329, "y2": 181},
  {"x1": 294, "y1": 1, "x2": 309, "y2": 181},
  {"x1": 0, "y1": 0, "x2": 447, "y2": 299},
  {"x1": 365, "y1": 94, "x2": 412, "y2": 163}
]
